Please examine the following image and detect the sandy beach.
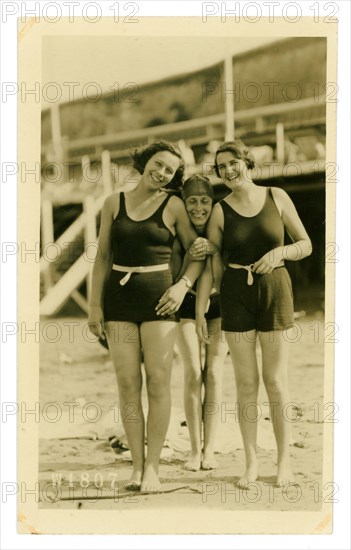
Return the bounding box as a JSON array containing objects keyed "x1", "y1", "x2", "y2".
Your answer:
[{"x1": 38, "y1": 313, "x2": 325, "y2": 513}]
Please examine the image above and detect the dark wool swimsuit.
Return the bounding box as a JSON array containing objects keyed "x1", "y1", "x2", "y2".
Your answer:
[
  {"x1": 219, "y1": 187, "x2": 294, "y2": 332},
  {"x1": 103, "y1": 193, "x2": 179, "y2": 323}
]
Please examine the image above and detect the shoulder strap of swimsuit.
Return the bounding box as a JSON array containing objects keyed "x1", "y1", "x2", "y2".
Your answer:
[
  {"x1": 115, "y1": 192, "x2": 126, "y2": 219},
  {"x1": 152, "y1": 192, "x2": 173, "y2": 219},
  {"x1": 219, "y1": 198, "x2": 232, "y2": 216}
]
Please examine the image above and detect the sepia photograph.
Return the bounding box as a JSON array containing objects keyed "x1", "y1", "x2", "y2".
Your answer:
[
  {"x1": 39, "y1": 34, "x2": 328, "y2": 511},
  {"x1": 12, "y1": 6, "x2": 344, "y2": 538}
]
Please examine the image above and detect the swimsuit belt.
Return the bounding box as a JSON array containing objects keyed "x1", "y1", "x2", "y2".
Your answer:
[
  {"x1": 228, "y1": 261, "x2": 284, "y2": 286},
  {"x1": 112, "y1": 263, "x2": 169, "y2": 286}
]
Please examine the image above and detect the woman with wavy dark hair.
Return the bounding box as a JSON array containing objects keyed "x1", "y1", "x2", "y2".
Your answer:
[
  {"x1": 196, "y1": 140, "x2": 312, "y2": 488},
  {"x1": 88, "y1": 140, "x2": 205, "y2": 493}
]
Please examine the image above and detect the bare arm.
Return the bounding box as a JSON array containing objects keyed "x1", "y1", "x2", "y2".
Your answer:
[
  {"x1": 88, "y1": 194, "x2": 115, "y2": 337},
  {"x1": 279, "y1": 188, "x2": 312, "y2": 259},
  {"x1": 253, "y1": 188, "x2": 312, "y2": 274},
  {"x1": 196, "y1": 204, "x2": 224, "y2": 342},
  {"x1": 195, "y1": 256, "x2": 214, "y2": 343},
  {"x1": 170, "y1": 237, "x2": 198, "y2": 283},
  {"x1": 156, "y1": 196, "x2": 205, "y2": 316},
  {"x1": 173, "y1": 198, "x2": 206, "y2": 286},
  {"x1": 208, "y1": 203, "x2": 225, "y2": 292},
  {"x1": 169, "y1": 237, "x2": 184, "y2": 281}
]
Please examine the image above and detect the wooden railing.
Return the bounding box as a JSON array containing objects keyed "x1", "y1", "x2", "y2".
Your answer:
[
  {"x1": 42, "y1": 96, "x2": 326, "y2": 166},
  {"x1": 40, "y1": 97, "x2": 326, "y2": 316}
]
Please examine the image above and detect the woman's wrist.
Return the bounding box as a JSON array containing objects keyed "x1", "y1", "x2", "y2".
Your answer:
[
  {"x1": 179, "y1": 275, "x2": 192, "y2": 289},
  {"x1": 174, "y1": 279, "x2": 190, "y2": 296},
  {"x1": 276, "y1": 246, "x2": 285, "y2": 262},
  {"x1": 282, "y1": 243, "x2": 304, "y2": 261},
  {"x1": 196, "y1": 311, "x2": 206, "y2": 320}
]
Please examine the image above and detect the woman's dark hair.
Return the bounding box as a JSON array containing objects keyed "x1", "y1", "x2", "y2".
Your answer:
[
  {"x1": 214, "y1": 140, "x2": 256, "y2": 177},
  {"x1": 181, "y1": 174, "x2": 214, "y2": 201},
  {"x1": 130, "y1": 140, "x2": 185, "y2": 190}
]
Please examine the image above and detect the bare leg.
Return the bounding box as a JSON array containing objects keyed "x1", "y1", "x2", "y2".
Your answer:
[
  {"x1": 226, "y1": 330, "x2": 260, "y2": 488},
  {"x1": 202, "y1": 318, "x2": 228, "y2": 469},
  {"x1": 259, "y1": 330, "x2": 294, "y2": 486},
  {"x1": 105, "y1": 321, "x2": 144, "y2": 488},
  {"x1": 177, "y1": 319, "x2": 202, "y2": 471},
  {"x1": 140, "y1": 320, "x2": 178, "y2": 492}
]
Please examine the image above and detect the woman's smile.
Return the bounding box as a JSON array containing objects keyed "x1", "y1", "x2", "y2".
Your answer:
[
  {"x1": 216, "y1": 152, "x2": 248, "y2": 188},
  {"x1": 143, "y1": 151, "x2": 181, "y2": 189},
  {"x1": 185, "y1": 195, "x2": 212, "y2": 227},
  {"x1": 150, "y1": 172, "x2": 165, "y2": 184}
]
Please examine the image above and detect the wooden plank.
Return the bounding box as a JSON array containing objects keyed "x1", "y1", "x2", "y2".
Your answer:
[
  {"x1": 40, "y1": 194, "x2": 105, "y2": 273},
  {"x1": 40, "y1": 255, "x2": 91, "y2": 316}
]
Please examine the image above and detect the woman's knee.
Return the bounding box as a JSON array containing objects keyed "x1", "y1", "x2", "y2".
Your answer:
[
  {"x1": 203, "y1": 362, "x2": 222, "y2": 386},
  {"x1": 117, "y1": 372, "x2": 142, "y2": 396},
  {"x1": 262, "y1": 374, "x2": 287, "y2": 396},
  {"x1": 146, "y1": 371, "x2": 171, "y2": 399},
  {"x1": 236, "y1": 376, "x2": 259, "y2": 397},
  {"x1": 184, "y1": 368, "x2": 202, "y2": 392}
]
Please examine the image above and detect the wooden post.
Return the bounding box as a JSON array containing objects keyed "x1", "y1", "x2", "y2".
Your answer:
[
  {"x1": 101, "y1": 150, "x2": 113, "y2": 195},
  {"x1": 50, "y1": 104, "x2": 67, "y2": 182},
  {"x1": 83, "y1": 195, "x2": 97, "y2": 302},
  {"x1": 41, "y1": 198, "x2": 54, "y2": 291},
  {"x1": 81, "y1": 154, "x2": 91, "y2": 182},
  {"x1": 41, "y1": 198, "x2": 54, "y2": 245},
  {"x1": 224, "y1": 56, "x2": 235, "y2": 141},
  {"x1": 276, "y1": 122, "x2": 285, "y2": 164}
]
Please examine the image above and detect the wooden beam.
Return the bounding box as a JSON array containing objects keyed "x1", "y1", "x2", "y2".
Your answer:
[
  {"x1": 41, "y1": 198, "x2": 54, "y2": 291},
  {"x1": 224, "y1": 56, "x2": 234, "y2": 141},
  {"x1": 84, "y1": 195, "x2": 97, "y2": 302}
]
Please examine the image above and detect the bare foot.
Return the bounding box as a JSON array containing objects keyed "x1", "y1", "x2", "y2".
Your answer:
[
  {"x1": 184, "y1": 453, "x2": 201, "y2": 471},
  {"x1": 125, "y1": 468, "x2": 143, "y2": 491},
  {"x1": 236, "y1": 464, "x2": 258, "y2": 489},
  {"x1": 201, "y1": 452, "x2": 218, "y2": 470},
  {"x1": 140, "y1": 463, "x2": 162, "y2": 493},
  {"x1": 276, "y1": 461, "x2": 295, "y2": 487}
]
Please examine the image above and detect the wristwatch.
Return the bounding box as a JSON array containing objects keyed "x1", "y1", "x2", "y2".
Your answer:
[{"x1": 180, "y1": 276, "x2": 192, "y2": 289}]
